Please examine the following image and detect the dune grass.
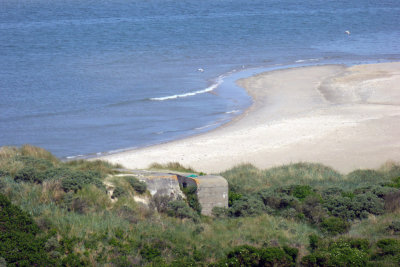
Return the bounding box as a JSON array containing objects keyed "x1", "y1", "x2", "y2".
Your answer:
[
  {"x1": 221, "y1": 161, "x2": 400, "y2": 195},
  {"x1": 2, "y1": 146, "x2": 400, "y2": 266},
  {"x1": 149, "y1": 162, "x2": 196, "y2": 173}
]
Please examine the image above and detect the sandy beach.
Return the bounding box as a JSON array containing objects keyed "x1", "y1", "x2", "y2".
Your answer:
[{"x1": 97, "y1": 62, "x2": 400, "y2": 174}]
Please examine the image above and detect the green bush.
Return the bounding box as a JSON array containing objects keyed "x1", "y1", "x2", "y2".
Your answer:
[
  {"x1": 112, "y1": 187, "x2": 126, "y2": 199},
  {"x1": 125, "y1": 176, "x2": 147, "y2": 194},
  {"x1": 258, "y1": 190, "x2": 298, "y2": 210},
  {"x1": 60, "y1": 170, "x2": 104, "y2": 192},
  {"x1": 14, "y1": 166, "x2": 44, "y2": 183},
  {"x1": 0, "y1": 193, "x2": 55, "y2": 265},
  {"x1": 283, "y1": 245, "x2": 298, "y2": 262},
  {"x1": 301, "y1": 251, "x2": 330, "y2": 267},
  {"x1": 212, "y1": 206, "x2": 229, "y2": 218},
  {"x1": 181, "y1": 185, "x2": 201, "y2": 214},
  {"x1": 301, "y1": 196, "x2": 325, "y2": 224},
  {"x1": 228, "y1": 191, "x2": 242, "y2": 207},
  {"x1": 140, "y1": 244, "x2": 161, "y2": 261},
  {"x1": 321, "y1": 187, "x2": 343, "y2": 198},
  {"x1": 327, "y1": 247, "x2": 368, "y2": 267},
  {"x1": 291, "y1": 185, "x2": 315, "y2": 200},
  {"x1": 150, "y1": 194, "x2": 174, "y2": 213},
  {"x1": 166, "y1": 200, "x2": 199, "y2": 222},
  {"x1": 320, "y1": 217, "x2": 350, "y2": 235},
  {"x1": 376, "y1": 239, "x2": 400, "y2": 256},
  {"x1": 229, "y1": 196, "x2": 265, "y2": 217},
  {"x1": 303, "y1": 238, "x2": 369, "y2": 267},
  {"x1": 329, "y1": 238, "x2": 370, "y2": 252},
  {"x1": 216, "y1": 245, "x2": 295, "y2": 267},
  {"x1": 223, "y1": 245, "x2": 261, "y2": 266},
  {"x1": 386, "y1": 220, "x2": 400, "y2": 234},
  {"x1": 308, "y1": 234, "x2": 320, "y2": 252},
  {"x1": 323, "y1": 193, "x2": 384, "y2": 221},
  {"x1": 260, "y1": 247, "x2": 293, "y2": 266}
]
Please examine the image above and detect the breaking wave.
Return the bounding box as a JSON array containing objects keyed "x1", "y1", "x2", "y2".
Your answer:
[{"x1": 150, "y1": 78, "x2": 223, "y2": 101}]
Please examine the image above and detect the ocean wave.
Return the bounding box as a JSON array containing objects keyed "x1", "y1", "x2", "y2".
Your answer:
[
  {"x1": 295, "y1": 58, "x2": 322, "y2": 63},
  {"x1": 225, "y1": 110, "x2": 240, "y2": 114},
  {"x1": 150, "y1": 78, "x2": 223, "y2": 101},
  {"x1": 194, "y1": 122, "x2": 220, "y2": 131}
]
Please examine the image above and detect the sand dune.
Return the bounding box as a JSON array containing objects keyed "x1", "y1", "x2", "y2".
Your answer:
[{"x1": 96, "y1": 62, "x2": 400, "y2": 173}]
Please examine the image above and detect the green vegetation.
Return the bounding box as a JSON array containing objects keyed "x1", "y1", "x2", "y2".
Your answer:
[
  {"x1": 1, "y1": 146, "x2": 400, "y2": 266},
  {"x1": 181, "y1": 185, "x2": 202, "y2": 214},
  {"x1": 124, "y1": 176, "x2": 147, "y2": 194},
  {"x1": 149, "y1": 162, "x2": 196, "y2": 173}
]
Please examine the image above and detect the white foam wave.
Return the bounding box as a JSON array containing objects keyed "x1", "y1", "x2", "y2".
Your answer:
[
  {"x1": 150, "y1": 78, "x2": 223, "y2": 101},
  {"x1": 295, "y1": 58, "x2": 322, "y2": 63},
  {"x1": 66, "y1": 155, "x2": 84, "y2": 159},
  {"x1": 225, "y1": 110, "x2": 240, "y2": 114},
  {"x1": 194, "y1": 122, "x2": 220, "y2": 131}
]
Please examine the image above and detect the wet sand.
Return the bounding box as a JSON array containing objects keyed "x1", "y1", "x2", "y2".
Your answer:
[{"x1": 96, "y1": 62, "x2": 400, "y2": 173}]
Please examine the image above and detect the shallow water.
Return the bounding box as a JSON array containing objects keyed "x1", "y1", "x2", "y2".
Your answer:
[{"x1": 1, "y1": 0, "x2": 399, "y2": 158}]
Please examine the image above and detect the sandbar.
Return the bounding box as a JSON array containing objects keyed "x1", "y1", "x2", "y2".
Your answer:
[{"x1": 96, "y1": 62, "x2": 400, "y2": 173}]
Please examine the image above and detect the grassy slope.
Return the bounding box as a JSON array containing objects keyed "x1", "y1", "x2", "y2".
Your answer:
[{"x1": 1, "y1": 145, "x2": 400, "y2": 266}]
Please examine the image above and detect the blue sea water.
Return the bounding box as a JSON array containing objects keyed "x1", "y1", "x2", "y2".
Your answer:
[{"x1": 1, "y1": 0, "x2": 399, "y2": 158}]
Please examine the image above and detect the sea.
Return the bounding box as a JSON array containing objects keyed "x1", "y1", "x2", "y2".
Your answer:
[{"x1": 1, "y1": 0, "x2": 400, "y2": 159}]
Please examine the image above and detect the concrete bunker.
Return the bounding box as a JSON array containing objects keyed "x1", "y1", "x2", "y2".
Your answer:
[
  {"x1": 177, "y1": 174, "x2": 229, "y2": 216},
  {"x1": 115, "y1": 169, "x2": 228, "y2": 216}
]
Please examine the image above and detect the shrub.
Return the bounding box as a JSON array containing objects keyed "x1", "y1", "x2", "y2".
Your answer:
[
  {"x1": 348, "y1": 238, "x2": 370, "y2": 252},
  {"x1": 283, "y1": 245, "x2": 298, "y2": 262},
  {"x1": 150, "y1": 194, "x2": 174, "y2": 213},
  {"x1": 387, "y1": 176, "x2": 400, "y2": 188},
  {"x1": 327, "y1": 247, "x2": 368, "y2": 267},
  {"x1": 125, "y1": 176, "x2": 147, "y2": 194},
  {"x1": 224, "y1": 245, "x2": 261, "y2": 266},
  {"x1": 258, "y1": 190, "x2": 298, "y2": 210},
  {"x1": 323, "y1": 193, "x2": 384, "y2": 221},
  {"x1": 291, "y1": 185, "x2": 315, "y2": 200},
  {"x1": 0, "y1": 193, "x2": 55, "y2": 265},
  {"x1": 386, "y1": 220, "x2": 400, "y2": 234},
  {"x1": 260, "y1": 247, "x2": 292, "y2": 266},
  {"x1": 211, "y1": 207, "x2": 229, "y2": 218},
  {"x1": 321, "y1": 187, "x2": 343, "y2": 198},
  {"x1": 301, "y1": 252, "x2": 330, "y2": 267},
  {"x1": 217, "y1": 245, "x2": 295, "y2": 267},
  {"x1": 140, "y1": 244, "x2": 161, "y2": 261},
  {"x1": 301, "y1": 196, "x2": 325, "y2": 224},
  {"x1": 166, "y1": 200, "x2": 199, "y2": 222},
  {"x1": 112, "y1": 187, "x2": 126, "y2": 199},
  {"x1": 181, "y1": 185, "x2": 201, "y2": 214},
  {"x1": 14, "y1": 166, "x2": 44, "y2": 183},
  {"x1": 353, "y1": 193, "x2": 384, "y2": 216},
  {"x1": 320, "y1": 217, "x2": 350, "y2": 235},
  {"x1": 60, "y1": 170, "x2": 104, "y2": 192},
  {"x1": 376, "y1": 239, "x2": 400, "y2": 256},
  {"x1": 309, "y1": 234, "x2": 320, "y2": 252},
  {"x1": 329, "y1": 238, "x2": 370, "y2": 252},
  {"x1": 228, "y1": 191, "x2": 242, "y2": 207},
  {"x1": 229, "y1": 196, "x2": 265, "y2": 217}
]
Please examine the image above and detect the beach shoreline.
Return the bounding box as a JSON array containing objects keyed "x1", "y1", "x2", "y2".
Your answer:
[{"x1": 95, "y1": 62, "x2": 400, "y2": 174}]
